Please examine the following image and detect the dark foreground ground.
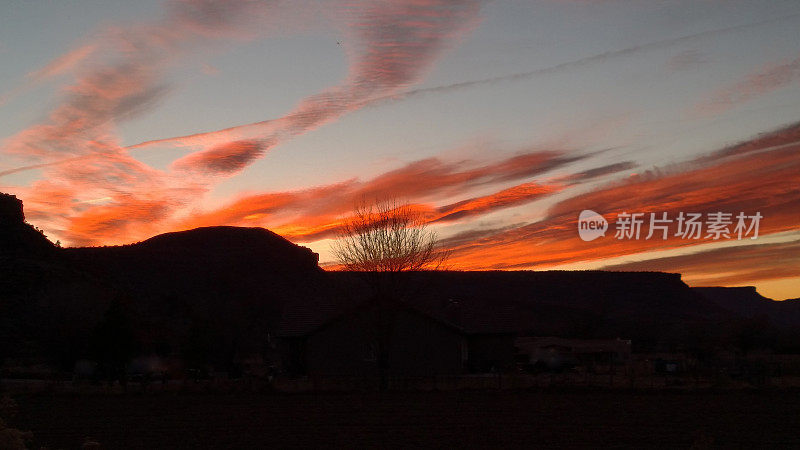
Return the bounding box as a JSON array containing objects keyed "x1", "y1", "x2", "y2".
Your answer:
[{"x1": 10, "y1": 389, "x2": 800, "y2": 449}]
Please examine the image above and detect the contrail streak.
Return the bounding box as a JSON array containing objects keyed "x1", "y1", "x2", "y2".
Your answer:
[{"x1": 373, "y1": 12, "x2": 800, "y2": 104}]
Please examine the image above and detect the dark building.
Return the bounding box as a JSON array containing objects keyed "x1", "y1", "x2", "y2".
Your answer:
[{"x1": 276, "y1": 295, "x2": 517, "y2": 378}]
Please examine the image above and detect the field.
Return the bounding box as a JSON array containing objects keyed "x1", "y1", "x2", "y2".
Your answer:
[{"x1": 8, "y1": 388, "x2": 800, "y2": 449}]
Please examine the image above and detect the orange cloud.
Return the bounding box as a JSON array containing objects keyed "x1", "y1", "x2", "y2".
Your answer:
[
  {"x1": 2, "y1": 0, "x2": 487, "y2": 247},
  {"x1": 230, "y1": 180, "x2": 560, "y2": 243},
  {"x1": 433, "y1": 182, "x2": 561, "y2": 223},
  {"x1": 440, "y1": 122, "x2": 800, "y2": 277},
  {"x1": 66, "y1": 196, "x2": 175, "y2": 247},
  {"x1": 174, "y1": 149, "x2": 581, "y2": 241},
  {"x1": 602, "y1": 239, "x2": 800, "y2": 288},
  {"x1": 1, "y1": 0, "x2": 271, "y2": 243}
]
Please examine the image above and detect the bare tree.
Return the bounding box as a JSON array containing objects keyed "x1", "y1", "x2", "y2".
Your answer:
[
  {"x1": 331, "y1": 199, "x2": 448, "y2": 273},
  {"x1": 331, "y1": 199, "x2": 449, "y2": 390}
]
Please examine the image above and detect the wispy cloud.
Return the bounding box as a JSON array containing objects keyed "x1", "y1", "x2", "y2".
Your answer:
[
  {"x1": 6, "y1": 0, "x2": 798, "y2": 295},
  {"x1": 123, "y1": 10, "x2": 800, "y2": 156},
  {"x1": 27, "y1": 43, "x2": 98, "y2": 83},
  {"x1": 6, "y1": 8, "x2": 796, "y2": 178},
  {"x1": 0, "y1": 43, "x2": 98, "y2": 107},
  {"x1": 172, "y1": 139, "x2": 274, "y2": 175},
  {"x1": 2, "y1": 0, "x2": 485, "y2": 245},
  {"x1": 439, "y1": 121, "x2": 800, "y2": 274},
  {"x1": 666, "y1": 48, "x2": 710, "y2": 71},
  {"x1": 1, "y1": 0, "x2": 273, "y2": 244},
  {"x1": 175, "y1": 148, "x2": 583, "y2": 241},
  {"x1": 695, "y1": 55, "x2": 800, "y2": 115},
  {"x1": 432, "y1": 182, "x2": 560, "y2": 223},
  {"x1": 368, "y1": 12, "x2": 800, "y2": 105},
  {"x1": 555, "y1": 161, "x2": 637, "y2": 184},
  {"x1": 161, "y1": 0, "x2": 484, "y2": 166}
]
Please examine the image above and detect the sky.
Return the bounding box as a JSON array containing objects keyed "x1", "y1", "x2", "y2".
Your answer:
[{"x1": 1, "y1": 0, "x2": 799, "y2": 300}]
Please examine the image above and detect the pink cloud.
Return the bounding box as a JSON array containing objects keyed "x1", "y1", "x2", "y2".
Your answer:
[
  {"x1": 27, "y1": 43, "x2": 98, "y2": 82},
  {"x1": 695, "y1": 55, "x2": 800, "y2": 115}
]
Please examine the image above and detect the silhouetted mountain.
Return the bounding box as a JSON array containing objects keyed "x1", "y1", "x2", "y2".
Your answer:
[
  {"x1": 64, "y1": 225, "x2": 321, "y2": 297},
  {"x1": 694, "y1": 286, "x2": 800, "y2": 330},
  {"x1": 60, "y1": 226, "x2": 325, "y2": 369},
  {"x1": 2, "y1": 192, "x2": 798, "y2": 373}
]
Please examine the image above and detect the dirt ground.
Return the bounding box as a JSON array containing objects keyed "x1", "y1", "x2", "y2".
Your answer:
[{"x1": 10, "y1": 389, "x2": 800, "y2": 449}]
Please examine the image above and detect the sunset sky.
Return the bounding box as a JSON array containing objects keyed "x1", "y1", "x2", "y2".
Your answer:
[{"x1": 1, "y1": 0, "x2": 799, "y2": 299}]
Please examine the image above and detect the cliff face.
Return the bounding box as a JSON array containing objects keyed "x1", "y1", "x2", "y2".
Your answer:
[
  {"x1": 0, "y1": 194, "x2": 112, "y2": 364},
  {"x1": 0, "y1": 193, "x2": 24, "y2": 224},
  {"x1": 0, "y1": 193, "x2": 56, "y2": 258}
]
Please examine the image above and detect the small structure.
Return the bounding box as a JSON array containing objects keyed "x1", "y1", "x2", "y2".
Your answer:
[{"x1": 516, "y1": 336, "x2": 632, "y2": 371}]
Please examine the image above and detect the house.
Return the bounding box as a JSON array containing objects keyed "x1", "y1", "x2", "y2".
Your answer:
[
  {"x1": 277, "y1": 299, "x2": 466, "y2": 378},
  {"x1": 276, "y1": 296, "x2": 518, "y2": 378}
]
